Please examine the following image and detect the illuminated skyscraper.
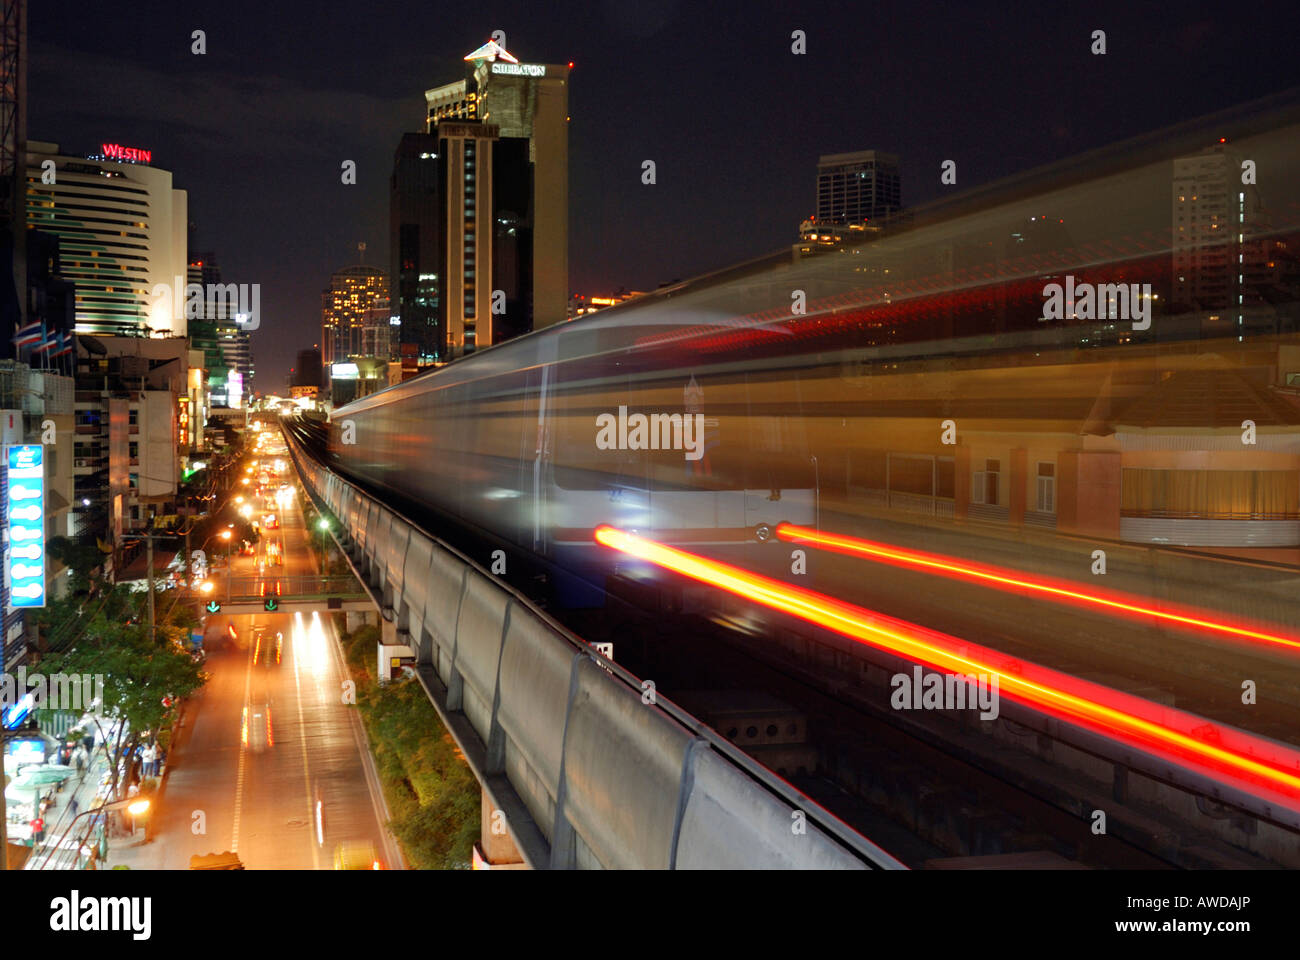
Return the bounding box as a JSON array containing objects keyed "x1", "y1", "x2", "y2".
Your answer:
[
  {"x1": 26, "y1": 141, "x2": 188, "y2": 336},
  {"x1": 402, "y1": 39, "x2": 569, "y2": 361},
  {"x1": 321, "y1": 264, "x2": 387, "y2": 366}
]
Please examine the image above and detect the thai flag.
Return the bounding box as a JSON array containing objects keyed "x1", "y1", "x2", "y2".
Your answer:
[
  {"x1": 52, "y1": 329, "x2": 74, "y2": 358},
  {"x1": 32, "y1": 324, "x2": 58, "y2": 353},
  {"x1": 11, "y1": 321, "x2": 41, "y2": 347}
]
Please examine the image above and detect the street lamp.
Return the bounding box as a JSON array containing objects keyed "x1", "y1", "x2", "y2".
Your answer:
[{"x1": 36, "y1": 796, "x2": 150, "y2": 870}]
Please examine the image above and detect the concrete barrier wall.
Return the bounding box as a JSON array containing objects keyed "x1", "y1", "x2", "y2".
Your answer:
[{"x1": 292, "y1": 442, "x2": 902, "y2": 870}]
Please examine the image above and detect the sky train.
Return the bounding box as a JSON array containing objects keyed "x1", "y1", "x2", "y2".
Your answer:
[{"x1": 327, "y1": 101, "x2": 1300, "y2": 608}]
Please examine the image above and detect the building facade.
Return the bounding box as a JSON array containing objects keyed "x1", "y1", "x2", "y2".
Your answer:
[
  {"x1": 390, "y1": 132, "x2": 444, "y2": 363},
  {"x1": 403, "y1": 40, "x2": 569, "y2": 361},
  {"x1": 321, "y1": 265, "x2": 388, "y2": 366},
  {"x1": 815, "y1": 150, "x2": 901, "y2": 225},
  {"x1": 26, "y1": 141, "x2": 188, "y2": 337}
]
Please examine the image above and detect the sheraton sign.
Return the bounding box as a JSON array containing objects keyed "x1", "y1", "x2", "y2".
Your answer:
[
  {"x1": 490, "y1": 62, "x2": 546, "y2": 77},
  {"x1": 100, "y1": 142, "x2": 152, "y2": 164}
]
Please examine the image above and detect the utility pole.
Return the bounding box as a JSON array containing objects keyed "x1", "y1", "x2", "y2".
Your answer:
[{"x1": 146, "y1": 516, "x2": 155, "y2": 641}]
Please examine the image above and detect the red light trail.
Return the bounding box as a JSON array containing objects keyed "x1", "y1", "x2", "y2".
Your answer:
[
  {"x1": 593, "y1": 525, "x2": 1300, "y2": 810},
  {"x1": 776, "y1": 522, "x2": 1300, "y2": 654}
]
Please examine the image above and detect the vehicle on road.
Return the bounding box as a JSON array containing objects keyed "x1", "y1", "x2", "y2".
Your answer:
[
  {"x1": 243, "y1": 697, "x2": 274, "y2": 752},
  {"x1": 253, "y1": 630, "x2": 282, "y2": 666}
]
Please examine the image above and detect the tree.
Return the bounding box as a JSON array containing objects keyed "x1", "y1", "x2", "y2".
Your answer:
[{"x1": 37, "y1": 588, "x2": 205, "y2": 803}]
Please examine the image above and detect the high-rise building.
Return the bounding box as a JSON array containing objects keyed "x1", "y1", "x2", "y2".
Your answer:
[
  {"x1": 25, "y1": 141, "x2": 188, "y2": 337},
  {"x1": 186, "y1": 253, "x2": 252, "y2": 406},
  {"x1": 815, "y1": 150, "x2": 901, "y2": 225},
  {"x1": 1169, "y1": 142, "x2": 1284, "y2": 338},
  {"x1": 321, "y1": 265, "x2": 387, "y2": 367},
  {"x1": 72, "y1": 335, "x2": 190, "y2": 572},
  {"x1": 402, "y1": 39, "x2": 569, "y2": 361},
  {"x1": 390, "y1": 132, "x2": 443, "y2": 363}
]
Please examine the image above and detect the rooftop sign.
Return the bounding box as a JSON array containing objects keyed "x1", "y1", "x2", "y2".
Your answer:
[
  {"x1": 490, "y1": 62, "x2": 546, "y2": 77},
  {"x1": 100, "y1": 143, "x2": 152, "y2": 164},
  {"x1": 464, "y1": 39, "x2": 518, "y2": 63}
]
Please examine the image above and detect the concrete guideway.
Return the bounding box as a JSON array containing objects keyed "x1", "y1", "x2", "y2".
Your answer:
[{"x1": 285, "y1": 430, "x2": 905, "y2": 870}]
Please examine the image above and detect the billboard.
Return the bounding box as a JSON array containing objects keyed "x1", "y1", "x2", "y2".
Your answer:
[
  {"x1": 228, "y1": 368, "x2": 244, "y2": 409},
  {"x1": 6, "y1": 445, "x2": 45, "y2": 608}
]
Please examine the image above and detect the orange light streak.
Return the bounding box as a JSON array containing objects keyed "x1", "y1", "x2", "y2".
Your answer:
[
  {"x1": 777, "y1": 523, "x2": 1300, "y2": 654},
  {"x1": 594, "y1": 525, "x2": 1300, "y2": 808}
]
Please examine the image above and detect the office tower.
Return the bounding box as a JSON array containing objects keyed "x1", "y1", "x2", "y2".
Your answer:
[
  {"x1": 1170, "y1": 142, "x2": 1281, "y2": 337},
  {"x1": 321, "y1": 264, "x2": 387, "y2": 367},
  {"x1": 187, "y1": 253, "x2": 252, "y2": 406},
  {"x1": 816, "y1": 150, "x2": 901, "y2": 224},
  {"x1": 25, "y1": 141, "x2": 188, "y2": 336},
  {"x1": 390, "y1": 132, "x2": 443, "y2": 362},
  {"x1": 407, "y1": 39, "x2": 569, "y2": 360}
]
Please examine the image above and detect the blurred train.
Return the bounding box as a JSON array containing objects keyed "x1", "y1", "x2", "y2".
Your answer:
[
  {"x1": 324, "y1": 99, "x2": 1300, "y2": 605},
  {"x1": 324, "y1": 314, "x2": 821, "y2": 605}
]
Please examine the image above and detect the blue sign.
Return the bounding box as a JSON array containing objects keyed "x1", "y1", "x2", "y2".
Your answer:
[
  {"x1": 5, "y1": 737, "x2": 44, "y2": 763},
  {"x1": 2, "y1": 692, "x2": 34, "y2": 729},
  {"x1": 6, "y1": 445, "x2": 45, "y2": 608}
]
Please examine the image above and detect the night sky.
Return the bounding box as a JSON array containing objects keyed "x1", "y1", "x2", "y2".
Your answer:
[{"x1": 28, "y1": 0, "x2": 1297, "y2": 387}]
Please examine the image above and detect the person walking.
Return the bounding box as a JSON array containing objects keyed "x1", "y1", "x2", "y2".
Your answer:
[
  {"x1": 142, "y1": 742, "x2": 157, "y2": 778},
  {"x1": 31, "y1": 815, "x2": 45, "y2": 847},
  {"x1": 74, "y1": 746, "x2": 86, "y2": 780}
]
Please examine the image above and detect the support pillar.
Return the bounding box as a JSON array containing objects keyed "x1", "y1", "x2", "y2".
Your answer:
[
  {"x1": 1057, "y1": 450, "x2": 1122, "y2": 539},
  {"x1": 376, "y1": 619, "x2": 414, "y2": 684},
  {"x1": 473, "y1": 788, "x2": 527, "y2": 870}
]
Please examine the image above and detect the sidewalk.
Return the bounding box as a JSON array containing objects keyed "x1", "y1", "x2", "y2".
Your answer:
[
  {"x1": 26, "y1": 718, "x2": 183, "y2": 870},
  {"x1": 106, "y1": 703, "x2": 190, "y2": 870},
  {"x1": 23, "y1": 748, "x2": 123, "y2": 871}
]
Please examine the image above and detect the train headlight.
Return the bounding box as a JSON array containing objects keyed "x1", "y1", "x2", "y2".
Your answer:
[{"x1": 754, "y1": 523, "x2": 773, "y2": 542}]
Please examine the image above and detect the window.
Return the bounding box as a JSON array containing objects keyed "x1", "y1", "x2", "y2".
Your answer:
[
  {"x1": 1036, "y1": 462, "x2": 1055, "y2": 513},
  {"x1": 128, "y1": 410, "x2": 138, "y2": 426},
  {"x1": 972, "y1": 458, "x2": 1000, "y2": 505}
]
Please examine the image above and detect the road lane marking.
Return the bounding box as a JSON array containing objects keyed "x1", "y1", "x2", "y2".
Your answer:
[
  {"x1": 292, "y1": 614, "x2": 322, "y2": 870},
  {"x1": 231, "y1": 617, "x2": 252, "y2": 853}
]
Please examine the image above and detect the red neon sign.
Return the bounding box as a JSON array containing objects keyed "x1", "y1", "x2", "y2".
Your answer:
[{"x1": 101, "y1": 143, "x2": 152, "y2": 164}]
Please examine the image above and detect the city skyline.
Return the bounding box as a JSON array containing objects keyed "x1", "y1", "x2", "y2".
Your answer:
[{"x1": 26, "y1": 1, "x2": 1298, "y2": 386}]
